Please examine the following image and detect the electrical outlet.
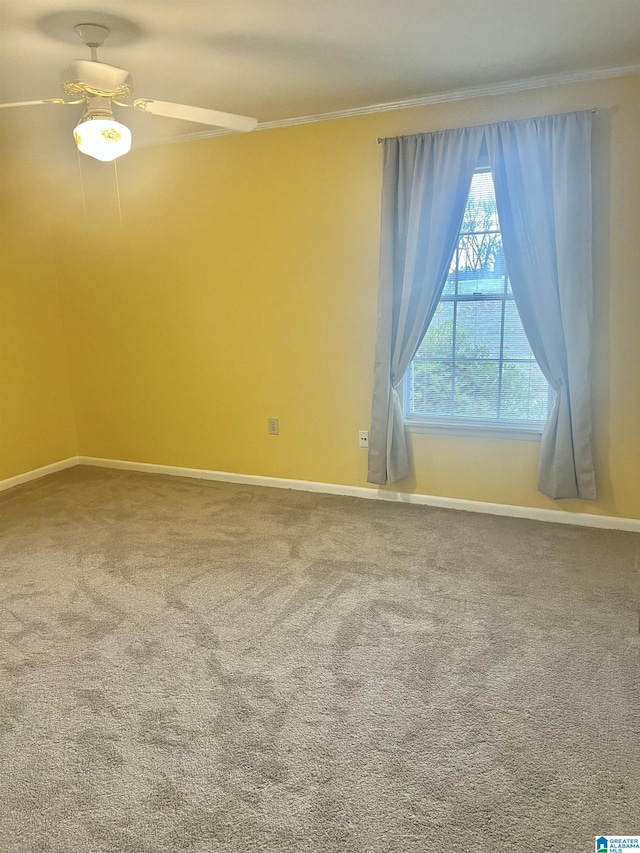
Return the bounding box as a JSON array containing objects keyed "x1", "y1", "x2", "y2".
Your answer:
[
  {"x1": 268, "y1": 418, "x2": 279, "y2": 435},
  {"x1": 359, "y1": 430, "x2": 369, "y2": 447}
]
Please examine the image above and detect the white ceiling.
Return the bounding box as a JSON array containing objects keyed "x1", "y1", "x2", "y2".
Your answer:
[{"x1": 1, "y1": 0, "x2": 640, "y2": 161}]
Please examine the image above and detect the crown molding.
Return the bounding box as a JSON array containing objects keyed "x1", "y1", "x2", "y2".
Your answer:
[{"x1": 147, "y1": 62, "x2": 640, "y2": 148}]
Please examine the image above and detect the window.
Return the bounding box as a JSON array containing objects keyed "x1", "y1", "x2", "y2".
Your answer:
[{"x1": 404, "y1": 169, "x2": 550, "y2": 437}]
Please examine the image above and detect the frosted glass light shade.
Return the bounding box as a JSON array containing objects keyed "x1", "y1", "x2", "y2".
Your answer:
[{"x1": 73, "y1": 117, "x2": 131, "y2": 162}]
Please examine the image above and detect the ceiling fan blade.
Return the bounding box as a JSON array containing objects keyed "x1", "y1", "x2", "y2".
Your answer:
[
  {"x1": 134, "y1": 99, "x2": 257, "y2": 132},
  {"x1": 0, "y1": 99, "x2": 71, "y2": 110}
]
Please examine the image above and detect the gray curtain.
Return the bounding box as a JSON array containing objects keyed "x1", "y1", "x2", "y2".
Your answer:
[
  {"x1": 367, "y1": 127, "x2": 485, "y2": 485},
  {"x1": 486, "y1": 111, "x2": 596, "y2": 499},
  {"x1": 368, "y1": 111, "x2": 595, "y2": 500}
]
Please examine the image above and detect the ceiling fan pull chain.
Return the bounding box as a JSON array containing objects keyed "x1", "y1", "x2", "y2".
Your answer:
[
  {"x1": 76, "y1": 148, "x2": 89, "y2": 234},
  {"x1": 113, "y1": 160, "x2": 123, "y2": 231}
]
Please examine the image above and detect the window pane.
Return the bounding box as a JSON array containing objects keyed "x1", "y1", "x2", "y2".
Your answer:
[
  {"x1": 460, "y1": 171, "x2": 500, "y2": 233},
  {"x1": 457, "y1": 231, "x2": 506, "y2": 295},
  {"x1": 457, "y1": 272, "x2": 504, "y2": 298},
  {"x1": 453, "y1": 361, "x2": 499, "y2": 417},
  {"x1": 503, "y1": 301, "x2": 532, "y2": 359},
  {"x1": 442, "y1": 270, "x2": 457, "y2": 296},
  {"x1": 455, "y1": 301, "x2": 501, "y2": 359},
  {"x1": 406, "y1": 167, "x2": 550, "y2": 428},
  {"x1": 500, "y1": 361, "x2": 550, "y2": 420},
  {"x1": 416, "y1": 302, "x2": 453, "y2": 358},
  {"x1": 410, "y1": 360, "x2": 453, "y2": 416}
]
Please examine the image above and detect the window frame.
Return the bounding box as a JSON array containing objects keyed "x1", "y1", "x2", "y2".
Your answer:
[{"x1": 402, "y1": 166, "x2": 549, "y2": 440}]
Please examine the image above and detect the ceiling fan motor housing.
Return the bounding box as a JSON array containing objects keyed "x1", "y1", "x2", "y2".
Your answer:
[{"x1": 61, "y1": 60, "x2": 133, "y2": 100}]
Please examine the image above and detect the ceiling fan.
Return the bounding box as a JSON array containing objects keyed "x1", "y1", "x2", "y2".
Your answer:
[{"x1": 0, "y1": 23, "x2": 258, "y2": 162}]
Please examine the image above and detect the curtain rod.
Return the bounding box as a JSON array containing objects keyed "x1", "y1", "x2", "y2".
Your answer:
[{"x1": 376, "y1": 108, "x2": 598, "y2": 143}]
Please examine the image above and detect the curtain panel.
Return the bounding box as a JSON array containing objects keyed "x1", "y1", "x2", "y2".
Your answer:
[
  {"x1": 367, "y1": 110, "x2": 596, "y2": 500},
  {"x1": 367, "y1": 127, "x2": 485, "y2": 485}
]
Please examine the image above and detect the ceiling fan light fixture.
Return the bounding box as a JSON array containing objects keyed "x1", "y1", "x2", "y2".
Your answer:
[
  {"x1": 1, "y1": 23, "x2": 257, "y2": 161},
  {"x1": 73, "y1": 109, "x2": 131, "y2": 162}
]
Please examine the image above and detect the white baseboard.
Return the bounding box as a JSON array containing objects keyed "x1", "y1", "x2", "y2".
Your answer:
[
  {"x1": 0, "y1": 456, "x2": 80, "y2": 494},
  {"x1": 74, "y1": 455, "x2": 640, "y2": 533},
  {"x1": 3, "y1": 454, "x2": 639, "y2": 532}
]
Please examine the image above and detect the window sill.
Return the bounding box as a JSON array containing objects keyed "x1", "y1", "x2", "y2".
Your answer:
[{"x1": 404, "y1": 419, "x2": 543, "y2": 442}]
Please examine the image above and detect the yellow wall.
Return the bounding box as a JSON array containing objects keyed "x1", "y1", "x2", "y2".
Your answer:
[
  {"x1": 0, "y1": 155, "x2": 78, "y2": 480},
  {"x1": 53, "y1": 74, "x2": 640, "y2": 518}
]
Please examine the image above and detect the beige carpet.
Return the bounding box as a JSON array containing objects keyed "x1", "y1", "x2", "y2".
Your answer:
[{"x1": 1, "y1": 466, "x2": 639, "y2": 852}]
